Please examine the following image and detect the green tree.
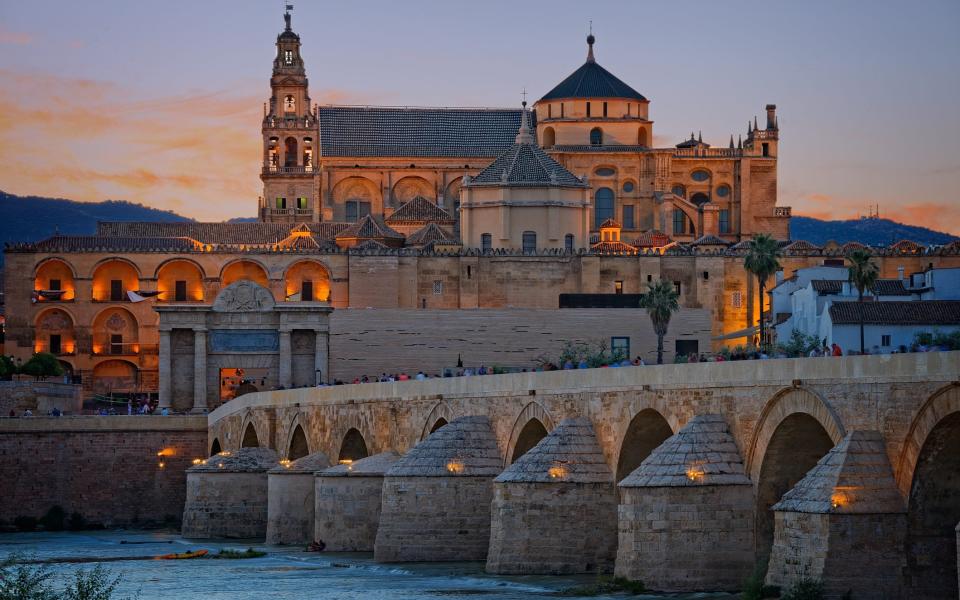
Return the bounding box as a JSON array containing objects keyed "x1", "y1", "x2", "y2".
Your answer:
[
  {"x1": 19, "y1": 353, "x2": 64, "y2": 381},
  {"x1": 640, "y1": 279, "x2": 680, "y2": 364},
  {"x1": 847, "y1": 248, "x2": 880, "y2": 355},
  {"x1": 0, "y1": 356, "x2": 17, "y2": 381},
  {"x1": 744, "y1": 233, "x2": 782, "y2": 347}
]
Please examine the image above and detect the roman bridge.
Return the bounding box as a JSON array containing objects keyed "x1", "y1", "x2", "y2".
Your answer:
[{"x1": 205, "y1": 351, "x2": 960, "y2": 598}]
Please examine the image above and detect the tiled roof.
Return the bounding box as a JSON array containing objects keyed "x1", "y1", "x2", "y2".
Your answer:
[
  {"x1": 890, "y1": 239, "x2": 925, "y2": 253},
  {"x1": 591, "y1": 240, "x2": 638, "y2": 254},
  {"x1": 633, "y1": 230, "x2": 672, "y2": 248},
  {"x1": 317, "y1": 106, "x2": 530, "y2": 158},
  {"x1": 468, "y1": 142, "x2": 587, "y2": 187},
  {"x1": 495, "y1": 417, "x2": 612, "y2": 484},
  {"x1": 841, "y1": 241, "x2": 867, "y2": 252},
  {"x1": 619, "y1": 415, "x2": 751, "y2": 488},
  {"x1": 268, "y1": 450, "x2": 331, "y2": 474},
  {"x1": 676, "y1": 135, "x2": 709, "y2": 149},
  {"x1": 349, "y1": 239, "x2": 391, "y2": 252},
  {"x1": 772, "y1": 431, "x2": 904, "y2": 514},
  {"x1": 189, "y1": 448, "x2": 278, "y2": 473},
  {"x1": 784, "y1": 240, "x2": 821, "y2": 252},
  {"x1": 540, "y1": 48, "x2": 646, "y2": 101},
  {"x1": 386, "y1": 416, "x2": 501, "y2": 477},
  {"x1": 96, "y1": 221, "x2": 349, "y2": 245},
  {"x1": 690, "y1": 235, "x2": 730, "y2": 246},
  {"x1": 321, "y1": 451, "x2": 400, "y2": 477},
  {"x1": 385, "y1": 196, "x2": 454, "y2": 224},
  {"x1": 30, "y1": 235, "x2": 202, "y2": 252},
  {"x1": 873, "y1": 279, "x2": 911, "y2": 296},
  {"x1": 811, "y1": 280, "x2": 843, "y2": 294},
  {"x1": 549, "y1": 145, "x2": 649, "y2": 153},
  {"x1": 829, "y1": 300, "x2": 960, "y2": 325},
  {"x1": 598, "y1": 218, "x2": 621, "y2": 229},
  {"x1": 334, "y1": 215, "x2": 404, "y2": 240},
  {"x1": 406, "y1": 223, "x2": 457, "y2": 247}
]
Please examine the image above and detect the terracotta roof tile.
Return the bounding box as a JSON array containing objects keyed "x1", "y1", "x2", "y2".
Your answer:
[
  {"x1": 406, "y1": 223, "x2": 457, "y2": 247},
  {"x1": 873, "y1": 279, "x2": 910, "y2": 296},
  {"x1": 812, "y1": 280, "x2": 843, "y2": 294},
  {"x1": 828, "y1": 300, "x2": 960, "y2": 325},
  {"x1": 385, "y1": 196, "x2": 454, "y2": 224},
  {"x1": 335, "y1": 215, "x2": 404, "y2": 240}
]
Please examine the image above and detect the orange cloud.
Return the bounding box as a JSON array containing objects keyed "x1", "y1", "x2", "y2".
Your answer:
[{"x1": 0, "y1": 28, "x2": 32, "y2": 45}]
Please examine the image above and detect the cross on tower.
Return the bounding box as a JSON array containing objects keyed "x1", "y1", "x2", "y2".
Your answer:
[{"x1": 521, "y1": 88, "x2": 527, "y2": 106}]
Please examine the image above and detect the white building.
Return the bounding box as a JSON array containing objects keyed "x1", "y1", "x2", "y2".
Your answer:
[{"x1": 770, "y1": 265, "x2": 960, "y2": 353}]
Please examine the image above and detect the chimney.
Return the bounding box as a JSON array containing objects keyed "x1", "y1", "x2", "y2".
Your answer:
[
  {"x1": 766, "y1": 104, "x2": 777, "y2": 130},
  {"x1": 897, "y1": 266, "x2": 904, "y2": 280}
]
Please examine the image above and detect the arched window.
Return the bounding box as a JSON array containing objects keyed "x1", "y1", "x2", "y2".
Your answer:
[
  {"x1": 522, "y1": 231, "x2": 537, "y2": 254},
  {"x1": 284, "y1": 137, "x2": 298, "y2": 167},
  {"x1": 671, "y1": 184, "x2": 685, "y2": 198},
  {"x1": 638, "y1": 128, "x2": 648, "y2": 146},
  {"x1": 542, "y1": 127, "x2": 556, "y2": 148},
  {"x1": 691, "y1": 192, "x2": 710, "y2": 205},
  {"x1": 590, "y1": 127, "x2": 603, "y2": 146},
  {"x1": 595, "y1": 187, "x2": 615, "y2": 227},
  {"x1": 481, "y1": 233, "x2": 492, "y2": 252},
  {"x1": 565, "y1": 234, "x2": 574, "y2": 252},
  {"x1": 284, "y1": 94, "x2": 296, "y2": 112}
]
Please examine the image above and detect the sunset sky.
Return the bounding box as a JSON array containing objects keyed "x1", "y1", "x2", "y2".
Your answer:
[{"x1": 1, "y1": 0, "x2": 959, "y2": 232}]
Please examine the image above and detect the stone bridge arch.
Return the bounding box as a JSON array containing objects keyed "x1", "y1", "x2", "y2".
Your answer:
[
  {"x1": 330, "y1": 416, "x2": 372, "y2": 462},
  {"x1": 898, "y1": 383, "x2": 960, "y2": 597},
  {"x1": 281, "y1": 411, "x2": 312, "y2": 460},
  {"x1": 748, "y1": 386, "x2": 846, "y2": 565},
  {"x1": 614, "y1": 407, "x2": 675, "y2": 482},
  {"x1": 420, "y1": 401, "x2": 456, "y2": 441},
  {"x1": 896, "y1": 383, "x2": 960, "y2": 496},
  {"x1": 504, "y1": 401, "x2": 555, "y2": 466},
  {"x1": 239, "y1": 411, "x2": 269, "y2": 450}
]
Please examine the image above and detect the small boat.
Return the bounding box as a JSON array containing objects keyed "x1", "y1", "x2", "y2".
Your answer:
[{"x1": 156, "y1": 549, "x2": 208, "y2": 560}]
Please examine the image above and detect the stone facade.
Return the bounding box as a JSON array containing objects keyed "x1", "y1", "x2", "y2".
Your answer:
[
  {"x1": 181, "y1": 447, "x2": 278, "y2": 539},
  {"x1": 0, "y1": 415, "x2": 206, "y2": 528},
  {"x1": 765, "y1": 431, "x2": 907, "y2": 599},
  {"x1": 487, "y1": 417, "x2": 617, "y2": 575},
  {"x1": 0, "y1": 380, "x2": 82, "y2": 415},
  {"x1": 616, "y1": 414, "x2": 754, "y2": 591},
  {"x1": 265, "y1": 451, "x2": 330, "y2": 545},
  {"x1": 314, "y1": 452, "x2": 399, "y2": 551},
  {"x1": 374, "y1": 416, "x2": 501, "y2": 562}
]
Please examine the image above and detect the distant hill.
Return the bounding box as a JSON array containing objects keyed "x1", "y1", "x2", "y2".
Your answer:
[{"x1": 790, "y1": 216, "x2": 957, "y2": 247}]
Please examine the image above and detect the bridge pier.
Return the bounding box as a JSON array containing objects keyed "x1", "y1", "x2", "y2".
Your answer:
[
  {"x1": 314, "y1": 452, "x2": 399, "y2": 551},
  {"x1": 266, "y1": 451, "x2": 331, "y2": 545},
  {"x1": 765, "y1": 431, "x2": 906, "y2": 598},
  {"x1": 486, "y1": 417, "x2": 616, "y2": 575},
  {"x1": 615, "y1": 414, "x2": 754, "y2": 591},
  {"x1": 374, "y1": 416, "x2": 501, "y2": 562},
  {"x1": 182, "y1": 448, "x2": 278, "y2": 539}
]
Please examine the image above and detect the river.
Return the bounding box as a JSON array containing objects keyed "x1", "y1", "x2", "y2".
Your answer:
[{"x1": 0, "y1": 530, "x2": 740, "y2": 599}]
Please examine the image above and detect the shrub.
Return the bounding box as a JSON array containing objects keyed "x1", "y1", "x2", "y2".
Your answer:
[
  {"x1": 60, "y1": 564, "x2": 130, "y2": 600},
  {"x1": 781, "y1": 577, "x2": 825, "y2": 600},
  {"x1": 775, "y1": 330, "x2": 821, "y2": 358},
  {"x1": 67, "y1": 513, "x2": 87, "y2": 531},
  {"x1": 13, "y1": 516, "x2": 37, "y2": 532},
  {"x1": 39, "y1": 507, "x2": 65, "y2": 532},
  {"x1": 0, "y1": 356, "x2": 17, "y2": 380},
  {"x1": 0, "y1": 555, "x2": 56, "y2": 600}
]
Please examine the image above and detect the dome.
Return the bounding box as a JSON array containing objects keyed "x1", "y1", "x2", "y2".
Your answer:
[{"x1": 539, "y1": 35, "x2": 646, "y2": 102}]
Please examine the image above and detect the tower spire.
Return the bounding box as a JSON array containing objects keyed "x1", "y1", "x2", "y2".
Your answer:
[
  {"x1": 284, "y1": 4, "x2": 293, "y2": 31},
  {"x1": 515, "y1": 97, "x2": 534, "y2": 144},
  {"x1": 586, "y1": 22, "x2": 596, "y2": 63}
]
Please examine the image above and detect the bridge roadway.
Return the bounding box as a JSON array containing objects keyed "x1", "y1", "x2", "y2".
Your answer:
[{"x1": 206, "y1": 352, "x2": 960, "y2": 597}]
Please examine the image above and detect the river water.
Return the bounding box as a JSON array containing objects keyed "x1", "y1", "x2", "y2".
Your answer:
[{"x1": 0, "y1": 530, "x2": 739, "y2": 599}]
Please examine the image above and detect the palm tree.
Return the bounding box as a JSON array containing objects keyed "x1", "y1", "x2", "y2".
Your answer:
[
  {"x1": 641, "y1": 279, "x2": 680, "y2": 364},
  {"x1": 847, "y1": 248, "x2": 879, "y2": 355},
  {"x1": 743, "y1": 233, "x2": 782, "y2": 348}
]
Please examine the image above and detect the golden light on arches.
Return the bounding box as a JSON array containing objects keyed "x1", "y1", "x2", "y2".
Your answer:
[
  {"x1": 831, "y1": 485, "x2": 860, "y2": 509},
  {"x1": 547, "y1": 461, "x2": 567, "y2": 480},
  {"x1": 446, "y1": 460, "x2": 464, "y2": 474}
]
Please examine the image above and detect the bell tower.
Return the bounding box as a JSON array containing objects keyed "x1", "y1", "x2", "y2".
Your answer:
[{"x1": 260, "y1": 5, "x2": 318, "y2": 223}]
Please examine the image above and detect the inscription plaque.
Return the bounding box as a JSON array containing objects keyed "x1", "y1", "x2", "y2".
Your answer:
[{"x1": 209, "y1": 329, "x2": 279, "y2": 352}]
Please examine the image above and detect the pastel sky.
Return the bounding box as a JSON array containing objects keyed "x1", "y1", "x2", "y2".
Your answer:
[{"x1": 1, "y1": 0, "x2": 959, "y2": 232}]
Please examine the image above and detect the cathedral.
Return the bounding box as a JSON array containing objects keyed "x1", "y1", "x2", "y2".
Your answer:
[
  {"x1": 259, "y1": 8, "x2": 789, "y2": 247},
  {"x1": 5, "y1": 9, "x2": 956, "y2": 409}
]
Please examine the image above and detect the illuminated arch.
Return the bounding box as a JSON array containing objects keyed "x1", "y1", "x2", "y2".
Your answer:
[
  {"x1": 91, "y1": 359, "x2": 138, "y2": 395},
  {"x1": 220, "y1": 259, "x2": 269, "y2": 288},
  {"x1": 91, "y1": 306, "x2": 139, "y2": 356},
  {"x1": 338, "y1": 428, "x2": 369, "y2": 462},
  {"x1": 34, "y1": 307, "x2": 77, "y2": 355},
  {"x1": 33, "y1": 258, "x2": 77, "y2": 301},
  {"x1": 156, "y1": 258, "x2": 205, "y2": 302},
  {"x1": 91, "y1": 259, "x2": 140, "y2": 302},
  {"x1": 282, "y1": 259, "x2": 330, "y2": 302}
]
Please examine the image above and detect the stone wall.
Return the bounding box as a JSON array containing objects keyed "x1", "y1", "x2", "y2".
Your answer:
[
  {"x1": 328, "y1": 307, "x2": 711, "y2": 381},
  {"x1": 374, "y1": 476, "x2": 493, "y2": 562},
  {"x1": 182, "y1": 471, "x2": 270, "y2": 539},
  {"x1": 616, "y1": 485, "x2": 754, "y2": 591},
  {"x1": 314, "y1": 475, "x2": 385, "y2": 551},
  {"x1": 0, "y1": 416, "x2": 206, "y2": 527},
  {"x1": 487, "y1": 482, "x2": 617, "y2": 575},
  {"x1": 0, "y1": 380, "x2": 82, "y2": 415},
  {"x1": 266, "y1": 471, "x2": 315, "y2": 545}
]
